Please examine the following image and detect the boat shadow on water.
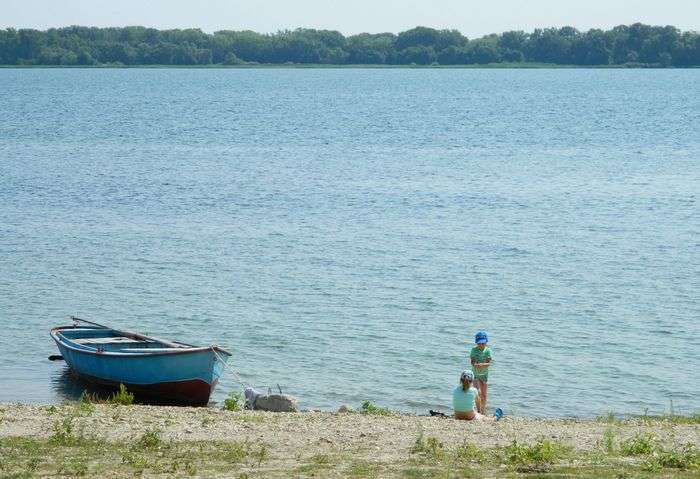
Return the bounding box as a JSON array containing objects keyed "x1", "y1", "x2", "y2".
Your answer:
[{"x1": 51, "y1": 366, "x2": 117, "y2": 403}]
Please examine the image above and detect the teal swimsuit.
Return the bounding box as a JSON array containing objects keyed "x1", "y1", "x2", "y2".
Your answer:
[{"x1": 453, "y1": 385, "x2": 478, "y2": 412}]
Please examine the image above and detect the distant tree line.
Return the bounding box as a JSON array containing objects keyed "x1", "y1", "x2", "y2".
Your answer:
[{"x1": 0, "y1": 24, "x2": 698, "y2": 67}]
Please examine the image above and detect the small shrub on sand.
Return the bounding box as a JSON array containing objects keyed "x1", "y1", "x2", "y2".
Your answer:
[
  {"x1": 184, "y1": 460, "x2": 197, "y2": 475},
  {"x1": 77, "y1": 391, "x2": 96, "y2": 415},
  {"x1": 642, "y1": 444, "x2": 700, "y2": 471},
  {"x1": 660, "y1": 413, "x2": 700, "y2": 424},
  {"x1": 252, "y1": 443, "x2": 268, "y2": 466},
  {"x1": 599, "y1": 427, "x2": 616, "y2": 454},
  {"x1": 50, "y1": 417, "x2": 77, "y2": 446},
  {"x1": 454, "y1": 441, "x2": 487, "y2": 464},
  {"x1": 348, "y1": 461, "x2": 379, "y2": 477},
  {"x1": 360, "y1": 400, "x2": 392, "y2": 416},
  {"x1": 121, "y1": 450, "x2": 149, "y2": 473},
  {"x1": 298, "y1": 454, "x2": 333, "y2": 474},
  {"x1": 138, "y1": 429, "x2": 162, "y2": 449},
  {"x1": 502, "y1": 439, "x2": 570, "y2": 466},
  {"x1": 223, "y1": 391, "x2": 244, "y2": 412},
  {"x1": 311, "y1": 454, "x2": 331, "y2": 465},
  {"x1": 620, "y1": 432, "x2": 656, "y2": 456},
  {"x1": 411, "y1": 432, "x2": 445, "y2": 461},
  {"x1": 659, "y1": 444, "x2": 700, "y2": 469},
  {"x1": 26, "y1": 456, "x2": 41, "y2": 472},
  {"x1": 218, "y1": 441, "x2": 249, "y2": 463},
  {"x1": 108, "y1": 384, "x2": 134, "y2": 406},
  {"x1": 59, "y1": 457, "x2": 88, "y2": 477},
  {"x1": 598, "y1": 411, "x2": 618, "y2": 424}
]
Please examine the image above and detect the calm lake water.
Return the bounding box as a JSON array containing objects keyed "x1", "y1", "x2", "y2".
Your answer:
[{"x1": 1, "y1": 68, "x2": 698, "y2": 417}]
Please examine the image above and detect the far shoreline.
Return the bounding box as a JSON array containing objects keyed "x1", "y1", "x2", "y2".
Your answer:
[{"x1": 2, "y1": 62, "x2": 698, "y2": 69}]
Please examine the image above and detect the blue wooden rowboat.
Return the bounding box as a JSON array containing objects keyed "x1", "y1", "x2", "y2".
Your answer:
[{"x1": 51, "y1": 317, "x2": 232, "y2": 406}]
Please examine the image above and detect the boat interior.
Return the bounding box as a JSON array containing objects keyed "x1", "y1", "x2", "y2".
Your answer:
[{"x1": 57, "y1": 327, "x2": 191, "y2": 353}]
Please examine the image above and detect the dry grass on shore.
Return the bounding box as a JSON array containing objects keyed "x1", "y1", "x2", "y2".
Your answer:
[{"x1": 1, "y1": 403, "x2": 699, "y2": 478}]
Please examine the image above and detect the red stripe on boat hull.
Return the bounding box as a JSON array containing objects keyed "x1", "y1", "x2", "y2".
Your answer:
[{"x1": 72, "y1": 371, "x2": 217, "y2": 406}]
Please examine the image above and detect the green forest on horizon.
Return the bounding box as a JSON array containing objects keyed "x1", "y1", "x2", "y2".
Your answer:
[{"x1": 0, "y1": 23, "x2": 698, "y2": 67}]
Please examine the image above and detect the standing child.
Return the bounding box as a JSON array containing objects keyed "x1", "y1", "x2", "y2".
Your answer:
[{"x1": 470, "y1": 331, "x2": 492, "y2": 414}]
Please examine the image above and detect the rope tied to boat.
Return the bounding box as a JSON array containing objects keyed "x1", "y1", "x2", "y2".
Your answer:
[
  {"x1": 211, "y1": 346, "x2": 247, "y2": 387},
  {"x1": 211, "y1": 347, "x2": 286, "y2": 402}
]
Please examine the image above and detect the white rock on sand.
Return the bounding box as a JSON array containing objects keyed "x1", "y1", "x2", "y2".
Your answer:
[{"x1": 253, "y1": 394, "x2": 299, "y2": 412}]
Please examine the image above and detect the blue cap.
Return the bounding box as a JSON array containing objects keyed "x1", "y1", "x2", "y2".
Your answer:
[{"x1": 475, "y1": 331, "x2": 488, "y2": 344}]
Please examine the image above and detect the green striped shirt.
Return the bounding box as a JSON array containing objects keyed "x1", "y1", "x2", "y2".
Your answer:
[{"x1": 470, "y1": 346, "x2": 492, "y2": 379}]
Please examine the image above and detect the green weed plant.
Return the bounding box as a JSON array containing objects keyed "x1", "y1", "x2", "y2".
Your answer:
[
  {"x1": 223, "y1": 391, "x2": 244, "y2": 412},
  {"x1": 108, "y1": 384, "x2": 135, "y2": 405},
  {"x1": 411, "y1": 432, "x2": 445, "y2": 461},
  {"x1": 620, "y1": 432, "x2": 657, "y2": 456},
  {"x1": 138, "y1": 430, "x2": 162, "y2": 449},
  {"x1": 454, "y1": 442, "x2": 487, "y2": 464},
  {"x1": 360, "y1": 400, "x2": 393, "y2": 416},
  {"x1": 502, "y1": 439, "x2": 570, "y2": 465}
]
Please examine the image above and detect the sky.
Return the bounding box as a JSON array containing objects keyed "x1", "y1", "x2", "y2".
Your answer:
[{"x1": 2, "y1": 0, "x2": 699, "y2": 37}]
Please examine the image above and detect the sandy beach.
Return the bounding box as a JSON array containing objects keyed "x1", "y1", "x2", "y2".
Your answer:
[{"x1": 1, "y1": 403, "x2": 698, "y2": 477}]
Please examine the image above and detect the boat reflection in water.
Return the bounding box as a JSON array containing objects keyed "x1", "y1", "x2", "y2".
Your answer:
[{"x1": 51, "y1": 366, "x2": 116, "y2": 403}]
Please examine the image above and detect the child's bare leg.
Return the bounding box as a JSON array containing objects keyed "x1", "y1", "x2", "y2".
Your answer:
[
  {"x1": 473, "y1": 380, "x2": 482, "y2": 413},
  {"x1": 474, "y1": 411, "x2": 495, "y2": 421},
  {"x1": 477, "y1": 380, "x2": 488, "y2": 413}
]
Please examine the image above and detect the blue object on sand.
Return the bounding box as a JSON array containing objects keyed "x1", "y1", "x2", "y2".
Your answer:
[{"x1": 495, "y1": 408, "x2": 504, "y2": 420}]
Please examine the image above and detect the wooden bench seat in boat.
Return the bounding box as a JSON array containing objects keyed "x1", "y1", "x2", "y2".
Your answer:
[{"x1": 72, "y1": 337, "x2": 151, "y2": 345}]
